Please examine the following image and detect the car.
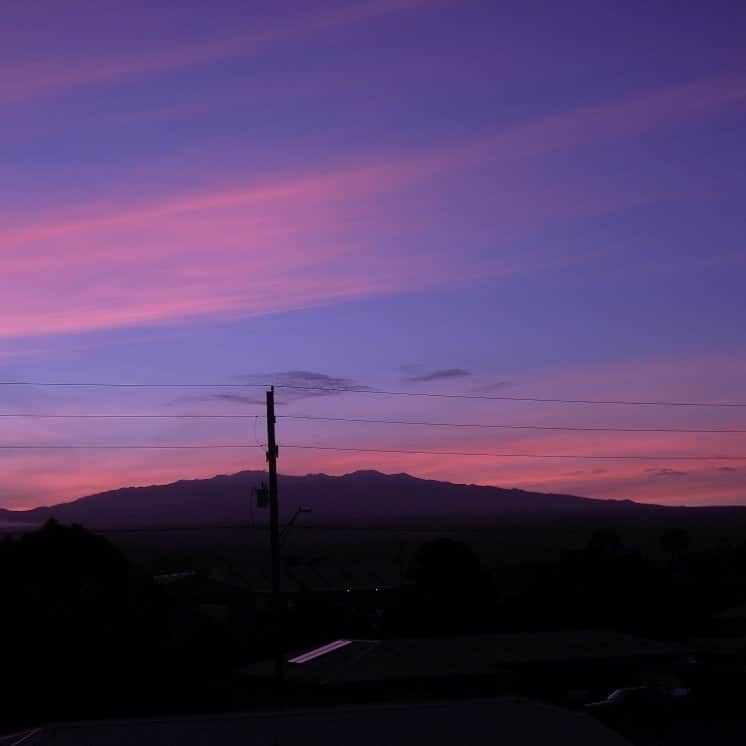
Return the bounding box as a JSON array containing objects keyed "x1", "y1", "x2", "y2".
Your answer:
[
  {"x1": 586, "y1": 686, "x2": 692, "y2": 715},
  {"x1": 586, "y1": 686, "x2": 657, "y2": 710}
]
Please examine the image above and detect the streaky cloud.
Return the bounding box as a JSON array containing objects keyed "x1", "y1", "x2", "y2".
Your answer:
[
  {"x1": 404, "y1": 368, "x2": 471, "y2": 383},
  {"x1": 246, "y1": 370, "x2": 374, "y2": 402},
  {"x1": 0, "y1": 0, "x2": 428, "y2": 105}
]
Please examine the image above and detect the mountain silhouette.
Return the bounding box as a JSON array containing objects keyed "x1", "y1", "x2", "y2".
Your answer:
[{"x1": 0, "y1": 470, "x2": 688, "y2": 530}]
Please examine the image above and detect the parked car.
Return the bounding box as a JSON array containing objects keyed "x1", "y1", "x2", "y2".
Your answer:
[{"x1": 586, "y1": 686, "x2": 692, "y2": 718}]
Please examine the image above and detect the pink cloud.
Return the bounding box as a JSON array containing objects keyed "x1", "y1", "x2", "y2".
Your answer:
[
  {"x1": 2, "y1": 75, "x2": 744, "y2": 340},
  {"x1": 453, "y1": 75, "x2": 746, "y2": 165},
  {"x1": 0, "y1": 74, "x2": 743, "y2": 337},
  {"x1": 0, "y1": 159, "x2": 438, "y2": 338},
  {"x1": 0, "y1": 0, "x2": 429, "y2": 105}
]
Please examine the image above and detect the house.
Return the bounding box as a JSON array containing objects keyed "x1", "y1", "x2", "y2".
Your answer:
[{"x1": 239, "y1": 629, "x2": 684, "y2": 705}]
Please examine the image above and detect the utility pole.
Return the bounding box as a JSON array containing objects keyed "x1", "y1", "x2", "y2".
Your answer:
[{"x1": 265, "y1": 385, "x2": 283, "y2": 689}]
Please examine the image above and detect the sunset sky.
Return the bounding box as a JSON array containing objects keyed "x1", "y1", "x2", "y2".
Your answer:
[{"x1": 2, "y1": 0, "x2": 745, "y2": 509}]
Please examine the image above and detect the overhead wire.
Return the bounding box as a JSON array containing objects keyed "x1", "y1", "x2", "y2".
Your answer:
[
  {"x1": 0, "y1": 381, "x2": 267, "y2": 389},
  {"x1": 0, "y1": 444, "x2": 252, "y2": 450},
  {"x1": 2, "y1": 385, "x2": 745, "y2": 469},
  {"x1": 1, "y1": 380, "x2": 745, "y2": 407},
  {"x1": 280, "y1": 443, "x2": 746, "y2": 461},
  {"x1": 1, "y1": 411, "x2": 745, "y2": 433},
  {"x1": 278, "y1": 414, "x2": 746, "y2": 434},
  {"x1": 273, "y1": 383, "x2": 746, "y2": 408},
  {"x1": 0, "y1": 413, "x2": 260, "y2": 418},
  {"x1": 0, "y1": 522, "x2": 700, "y2": 536},
  {"x1": 1, "y1": 442, "x2": 745, "y2": 460}
]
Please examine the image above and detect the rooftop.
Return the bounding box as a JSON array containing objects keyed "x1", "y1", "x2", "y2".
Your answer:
[
  {"x1": 16, "y1": 698, "x2": 631, "y2": 746},
  {"x1": 240, "y1": 630, "x2": 683, "y2": 685}
]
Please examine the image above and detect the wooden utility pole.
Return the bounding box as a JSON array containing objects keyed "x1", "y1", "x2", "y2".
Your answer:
[{"x1": 265, "y1": 385, "x2": 283, "y2": 688}]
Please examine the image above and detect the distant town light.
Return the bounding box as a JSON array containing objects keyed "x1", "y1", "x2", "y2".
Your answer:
[{"x1": 288, "y1": 639, "x2": 353, "y2": 664}]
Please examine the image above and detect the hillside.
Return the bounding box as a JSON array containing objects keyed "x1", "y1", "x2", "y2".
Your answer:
[{"x1": 0, "y1": 469, "x2": 674, "y2": 530}]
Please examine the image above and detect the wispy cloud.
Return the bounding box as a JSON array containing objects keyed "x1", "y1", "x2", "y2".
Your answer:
[
  {"x1": 212, "y1": 393, "x2": 266, "y2": 406},
  {"x1": 0, "y1": 160, "x2": 435, "y2": 339},
  {"x1": 2, "y1": 76, "x2": 744, "y2": 341},
  {"x1": 243, "y1": 371, "x2": 373, "y2": 402},
  {"x1": 0, "y1": 0, "x2": 428, "y2": 106},
  {"x1": 160, "y1": 371, "x2": 372, "y2": 410},
  {"x1": 403, "y1": 367, "x2": 471, "y2": 383},
  {"x1": 442, "y1": 74, "x2": 746, "y2": 169}
]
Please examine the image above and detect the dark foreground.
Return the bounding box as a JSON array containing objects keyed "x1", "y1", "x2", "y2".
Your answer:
[{"x1": 4, "y1": 518, "x2": 746, "y2": 744}]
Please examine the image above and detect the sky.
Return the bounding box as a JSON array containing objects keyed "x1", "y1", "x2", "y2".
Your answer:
[{"x1": 1, "y1": 0, "x2": 745, "y2": 510}]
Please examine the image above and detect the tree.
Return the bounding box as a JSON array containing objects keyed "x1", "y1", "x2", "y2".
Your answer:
[
  {"x1": 399, "y1": 538, "x2": 496, "y2": 635},
  {"x1": 586, "y1": 529, "x2": 624, "y2": 557},
  {"x1": 660, "y1": 528, "x2": 692, "y2": 560},
  {"x1": 0, "y1": 521, "x2": 165, "y2": 726}
]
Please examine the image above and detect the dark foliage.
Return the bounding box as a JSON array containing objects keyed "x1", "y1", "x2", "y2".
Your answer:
[
  {"x1": 6, "y1": 518, "x2": 746, "y2": 728},
  {"x1": 386, "y1": 538, "x2": 497, "y2": 635},
  {"x1": 0, "y1": 521, "x2": 237, "y2": 728}
]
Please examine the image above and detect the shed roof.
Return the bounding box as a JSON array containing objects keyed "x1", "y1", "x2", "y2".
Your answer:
[{"x1": 240, "y1": 629, "x2": 682, "y2": 685}]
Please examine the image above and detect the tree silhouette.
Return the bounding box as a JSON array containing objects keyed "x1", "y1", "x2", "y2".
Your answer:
[
  {"x1": 586, "y1": 529, "x2": 624, "y2": 557},
  {"x1": 1, "y1": 521, "x2": 167, "y2": 725},
  {"x1": 395, "y1": 538, "x2": 496, "y2": 635},
  {"x1": 661, "y1": 528, "x2": 692, "y2": 560}
]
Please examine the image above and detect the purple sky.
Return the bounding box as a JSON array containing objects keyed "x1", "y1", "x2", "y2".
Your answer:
[{"x1": 1, "y1": 0, "x2": 745, "y2": 509}]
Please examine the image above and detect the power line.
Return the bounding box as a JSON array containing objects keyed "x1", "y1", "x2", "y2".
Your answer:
[
  {"x1": 90, "y1": 524, "x2": 527, "y2": 535},
  {"x1": 0, "y1": 413, "x2": 261, "y2": 419},
  {"x1": 0, "y1": 523, "x2": 555, "y2": 537},
  {"x1": 3, "y1": 442, "x2": 740, "y2": 460},
  {"x1": 280, "y1": 443, "x2": 746, "y2": 461},
  {"x1": 0, "y1": 444, "x2": 256, "y2": 450},
  {"x1": 54, "y1": 523, "x2": 258, "y2": 534},
  {"x1": 0, "y1": 522, "x2": 433, "y2": 535},
  {"x1": 1, "y1": 380, "x2": 745, "y2": 407},
  {"x1": 0, "y1": 381, "x2": 267, "y2": 389},
  {"x1": 278, "y1": 414, "x2": 746, "y2": 434},
  {"x1": 7, "y1": 510, "x2": 746, "y2": 536},
  {"x1": 273, "y1": 384, "x2": 746, "y2": 408},
  {"x1": 1, "y1": 411, "x2": 745, "y2": 433}
]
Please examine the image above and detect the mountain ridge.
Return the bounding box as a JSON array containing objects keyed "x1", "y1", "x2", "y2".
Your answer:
[{"x1": 0, "y1": 469, "x2": 698, "y2": 530}]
